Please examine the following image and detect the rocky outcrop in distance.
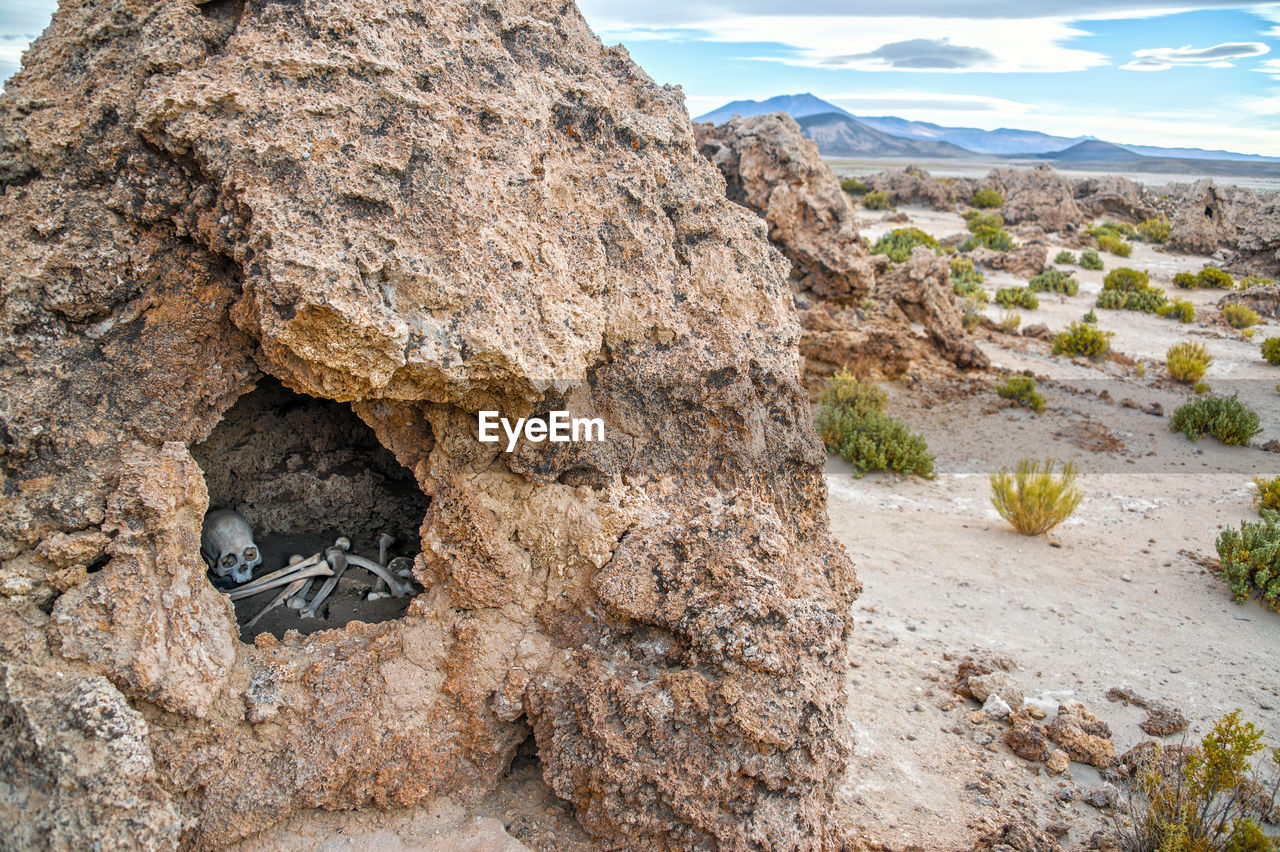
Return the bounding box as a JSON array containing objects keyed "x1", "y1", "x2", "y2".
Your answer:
[
  {"x1": 695, "y1": 114, "x2": 988, "y2": 380},
  {"x1": 0, "y1": 1, "x2": 858, "y2": 849},
  {"x1": 1169, "y1": 179, "x2": 1280, "y2": 275}
]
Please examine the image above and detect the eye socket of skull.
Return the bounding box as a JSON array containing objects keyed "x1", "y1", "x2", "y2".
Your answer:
[
  {"x1": 220, "y1": 553, "x2": 238, "y2": 569},
  {"x1": 243, "y1": 546, "x2": 259, "y2": 562}
]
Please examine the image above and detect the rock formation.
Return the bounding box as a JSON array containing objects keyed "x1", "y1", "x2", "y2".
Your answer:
[
  {"x1": 1072, "y1": 175, "x2": 1160, "y2": 223},
  {"x1": 1219, "y1": 283, "x2": 1280, "y2": 319},
  {"x1": 963, "y1": 243, "x2": 1047, "y2": 281},
  {"x1": 863, "y1": 165, "x2": 975, "y2": 211},
  {"x1": 0, "y1": 0, "x2": 857, "y2": 849},
  {"x1": 694, "y1": 116, "x2": 987, "y2": 381},
  {"x1": 1169, "y1": 179, "x2": 1280, "y2": 275},
  {"x1": 980, "y1": 165, "x2": 1084, "y2": 232}
]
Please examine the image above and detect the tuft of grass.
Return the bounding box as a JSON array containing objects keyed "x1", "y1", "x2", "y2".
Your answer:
[
  {"x1": 996, "y1": 375, "x2": 1045, "y2": 413},
  {"x1": 863, "y1": 190, "x2": 891, "y2": 210},
  {"x1": 1053, "y1": 322, "x2": 1113, "y2": 358},
  {"x1": 1170, "y1": 394, "x2": 1261, "y2": 446},
  {"x1": 871, "y1": 227, "x2": 942, "y2": 263},
  {"x1": 961, "y1": 295, "x2": 986, "y2": 330},
  {"x1": 1254, "y1": 476, "x2": 1280, "y2": 513},
  {"x1": 990, "y1": 459, "x2": 1083, "y2": 536},
  {"x1": 1028, "y1": 268, "x2": 1079, "y2": 296},
  {"x1": 1134, "y1": 360, "x2": 1147, "y2": 378},
  {"x1": 1175, "y1": 266, "x2": 1234, "y2": 289},
  {"x1": 951, "y1": 257, "x2": 987, "y2": 300},
  {"x1": 1156, "y1": 299, "x2": 1195, "y2": 323},
  {"x1": 1240, "y1": 275, "x2": 1275, "y2": 290},
  {"x1": 1217, "y1": 510, "x2": 1280, "y2": 611},
  {"x1": 1112, "y1": 710, "x2": 1280, "y2": 852},
  {"x1": 815, "y1": 370, "x2": 934, "y2": 476},
  {"x1": 972, "y1": 188, "x2": 1003, "y2": 209},
  {"x1": 1103, "y1": 267, "x2": 1151, "y2": 291},
  {"x1": 1000, "y1": 310, "x2": 1022, "y2": 333},
  {"x1": 1083, "y1": 309, "x2": 1098, "y2": 324},
  {"x1": 961, "y1": 225, "x2": 1016, "y2": 252},
  {"x1": 1096, "y1": 233, "x2": 1133, "y2": 257},
  {"x1": 841, "y1": 177, "x2": 869, "y2": 195},
  {"x1": 1166, "y1": 341, "x2": 1213, "y2": 384},
  {"x1": 1262, "y1": 337, "x2": 1280, "y2": 366},
  {"x1": 1223, "y1": 303, "x2": 1261, "y2": 330},
  {"x1": 1080, "y1": 250, "x2": 1104, "y2": 270},
  {"x1": 1054, "y1": 250, "x2": 1078, "y2": 265},
  {"x1": 1098, "y1": 288, "x2": 1168, "y2": 313},
  {"x1": 1135, "y1": 216, "x2": 1171, "y2": 244},
  {"x1": 995, "y1": 286, "x2": 1038, "y2": 310}
]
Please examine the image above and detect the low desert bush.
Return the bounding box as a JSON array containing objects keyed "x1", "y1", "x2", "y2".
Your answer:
[
  {"x1": 1217, "y1": 510, "x2": 1280, "y2": 611},
  {"x1": 1089, "y1": 220, "x2": 1136, "y2": 239},
  {"x1": 1254, "y1": 476, "x2": 1280, "y2": 513},
  {"x1": 1263, "y1": 337, "x2": 1280, "y2": 366},
  {"x1": 871, "y1": 227, "x2": 941, "y2": 263},
  {"x1": 1053, "y1": 322, "x2": 1112, "y2": 358},
  {"x1": 1166, "y1": 341, "x2": 1213, "y2": 384},
  {"x1": 1080, "y1": 250, "x2": 1104, "y2": 270},
  {"x1": 996, "y1": 375, "x2": 1045, "y2": 413},
  {"x1": 863, "y1": 190, "x2": 891, "y2": 210},
  {"x1": 1240, "y1": 275, "x2": 1276, "y2": 290},
  {"x1": 1156, "y1": 298, "x2": 1195, "y2": 323},
  {"x1": 841, "y1": 177, "x2": 869, "y2": 195},
  {"x1": 990, "y1": 459, "x2": 1082, "y2": 535},
  {"x1": 1083, "y1": 309, "x2": 1098, "y2": 324},
  {"x1": 950, "y1": 257, "x2": 986, "y2": 300},
  {"x1": 961, "y1": 295, "x2": 986, "y2": 330},
  {"x1": 1054, "y1": 250, "x2": 1077, "y2": 265},
  {"x1": 972, "y1": 188, "x2": 1003, "y2": 209},
  {"x1": 965, "y1": 211, "x2": 1004, "y2": 232},
  {"x1": 1135, "y1": 216, "x2": 1171, "y2": 244},
  {"x1": 1000, "y1": 310, "x2": 1022, "y2": 333},
  {"x1": 995, "y1": 286, "x2": 1038, "y2": 310},
  {"x1": 961, "y1": 225, "x2": 1016, "y2": 252},
  {"x1": 1103, "y1": 267, "x2": 1151, "y2": 291},
  {"x1": 1028, "y1": 268, "x2": 1079, "y2": 296},
  {"x1": 1176, "y1": 267, "x2": 1234, "y2": 289},
  {"x1": 1170, "y1": 394, "x2": 1262, "y2": 446},
  {"x1": 1112, "y1": 710, "x2": 1280, "y2": 852},
  {"x1": 1223, "y1": 304, "x2": 1261, "y2": 330},
  {"x1": 1097, "y1": 288, "x2": 1168, "y2": 313},
  {"x1": 815, "y1": 371, "x2": 934, "y2": 476},
  {"x1": 1096, "y1": 233, "x2": 1133, "y2": 257}
]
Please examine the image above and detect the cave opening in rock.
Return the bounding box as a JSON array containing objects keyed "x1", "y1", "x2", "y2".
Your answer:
[{"x1": 191, "y1": 377, "x2": 430, "y2": 641}]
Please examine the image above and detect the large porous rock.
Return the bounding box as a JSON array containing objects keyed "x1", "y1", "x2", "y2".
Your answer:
[
  {"x1": 964, "y1": 242, "x2": 1048, "y2": 281},
  {"x1": 1219, "y1": 283, "x2": 1280, "y2": 319},
  {"x1": 695, "y1": 113, "x2": 875, "y2": 302},
  {"x1": 0, "y1": 0, "x2": 857, "y2": 848},
  {"x1": 1169, "y1": 179, "x2": 1280, "y2": 274},
  {"x1": 1072, "y1": 175, "x2": 1160, "y2": 223},
  {"x1": 981, "y1": 165, "x2": 1084, "y2": 231},
  {"x1": 864, "y1": 165, "x2": 973, "y2": 211}
]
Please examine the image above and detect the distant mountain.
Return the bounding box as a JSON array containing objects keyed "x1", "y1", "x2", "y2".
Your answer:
[
  {"x1": 796, "y1": 112, "x2": 975, "y2": 159},
  {"x1": 695, "y1": 94, "x2": 855, "y2": 126},
  {"x1": 1033, "y1": 140, "x2": 1149, "y2": 163},
  {"x1": 695, "y1": 93, "x2": 1279, "y2": 164}
]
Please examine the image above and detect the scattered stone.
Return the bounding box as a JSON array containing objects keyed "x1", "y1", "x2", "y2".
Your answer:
[
  {"x1": 969, "y1": 672, "x2": 1026, "y2": 711},
  {"x1": 1046, "y1": 750, "x2": 1071, "y2": 776},
  {"x1": 1043, "y1": 820, "x2": 1071, "y2": 839},
  {"x1": 1082, "y1": 786, "x2": 1118, "y2": 810},
  {"x1": 1004, "y1": 721, "x2": 1051, "y2": 762},
  {"x1": 983, "y1": 693, "x2": 1013, "y2": 720},
  {"x1": 1047, "y1": 704, "x2": 1115, "y2": 769},
  {"x1": 1022, "y1": 324, "x2": 1052, "y2": 341},
  {"x1": 974, "y1": 731, "x2": 995, "y2": 746}
]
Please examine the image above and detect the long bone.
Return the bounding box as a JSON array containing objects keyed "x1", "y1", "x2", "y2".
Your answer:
[
  {"x1": 369, "y1": 533, "x2": 395, "y2": 600},
  {"x1": 245, "y1": 577, "x2": 308, "y2": 632},
  {"x1": 282, "y1": 555, "x2": 314, "y2": 609},
  {"x1": 345, "y1": 554, "x2": 410, "y2": 598},
  {"x1": 228, "y1": 552, "x2": 324, "y2": 597},
  {"x1": 228, "y1": 563, "x2": 331, "y2": 601},
  {"x1": 302, "y1": 543, "x2": 350, "y2": 620}
]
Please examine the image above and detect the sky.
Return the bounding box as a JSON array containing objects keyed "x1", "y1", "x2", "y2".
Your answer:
[
  {"x1": 1, "y1": 1, "x2": 1277, "y2": 155},
  {"x1": 577, "y1": 0, "x2": 1280, "y2": 156}
]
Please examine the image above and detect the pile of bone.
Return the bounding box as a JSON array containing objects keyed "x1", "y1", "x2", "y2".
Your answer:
[{"x1": 201, "y1": 509, "x2": 417, "y2": 631}]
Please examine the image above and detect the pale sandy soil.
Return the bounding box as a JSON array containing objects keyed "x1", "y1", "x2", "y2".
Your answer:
[{"x1": 237, "y1": 206, "x2": 1280, "y2": 851}]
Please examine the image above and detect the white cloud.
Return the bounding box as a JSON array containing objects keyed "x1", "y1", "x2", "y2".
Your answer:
[
  {"x1": 1256, "y1": 57, "x2": 1280, "y2": 78},
  {"x1": 824, "y1": 91, "x2": 1034, "y2": 114},
  {"x1": 1120, "y1": 40, "x2": 1270, "y2": 70}
]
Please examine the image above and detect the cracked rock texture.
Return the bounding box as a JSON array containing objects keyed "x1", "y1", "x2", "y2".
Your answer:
[
  {"x1": 1169, "y1": 179, "x2": 1280, "y2": 274},
  {"x1": 694, "y1": 114, "x2": 987, "y2": 383},
  {"x1": 980, "y1": 166, "x2": 1083, "y2": 232},
  {"x1": 0, "y1": 0, "x2": 857, "y2": 849}
]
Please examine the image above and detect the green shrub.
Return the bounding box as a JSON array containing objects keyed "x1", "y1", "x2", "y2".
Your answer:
[
  {"x1": 961, "y1": 225, "x2": 1016, "y2": 252},
  {"x1": 1199, "y1": 267, "x2": 1234, "y2": 289},
  {"x1": 1263, "y1": 337, "x2": 1280, "y2": 366},
  {"x1": 1097, "y1": 288, "x2": 1168, "y2": 313},
  {"x1": 1194, "y1": 381, "x2": 1212, "y2": 395},
  {"x1": 1217, "y1": 510, "x2": 1280, "y2": 610},
  {"x1": 966, "y1": 212, "x2": 1004, "y2": 233},
  {"x1": 1223, "y1": 303, "x2": 1260, "y2": 330},
  {"x1": 1113, "y1": 710, "x2": 1280, "y2": 852},
  {"x1": 1053, "y1": 321, "x2": 1113, "y2": 358},
  {"x1": 1089, "y1": 220, "x2": 1136, "y2": 239},
  {"x1": 1173, "y1": 271, "x2": 1199, "y2": 289},
  {"x1": 1054, "y1": 250, "x2": 1077, "y2": 265},
  {"x1": 996, "y1": 375, "x2": 1045, "y2": 413},
  {"x1": 972, "y1": 188, "x2": 1003, "y2": 209},
  {"x1": 1083, "y1": 309, "x2": 1098, "y2": 324},
  {"x1": 1170, "y1": 394, "x2": 1262, "y2": 446},
  {"x1": 1103, "y1": 267, "x2": 1151, "y2": 292},
  {"x1": 871, "y1": 227, "x2": 940, "y2": 263},
  {"x1": 1028, "y1": 268, "x2": 1079, "y2": 296},
  {"x1": 1166, "y1": 341, "x2": 1213, "y2": 384},
  {"x1": 995, "y1": 287, "x2": 1039, "y2": 310},
  {"x1": 841, "y1": 177, "x2": 869, "y2": 195},
  {"x1": 1135, "y1": 216, "x2": 1171, "y2": 244},
  {"x1": 1096, "y1": 233, "x2": 1133, "y2": 257},
  {"x1": 1156, "y1": 298, "x2": 1195, "y2": 323},
  {"x1": 990, "y1": 459, "x2": 1082, "y2": 535},
  {"x1": 815, "y1": 371, "x2": 934, "y2": 476},
  {"x1": 863, "y1": 190, "x2": 891, "y2": 210},
  {"x1": 950, "y1": 257, "x2": 986, "y2": 300},
  {"x1": 1240, "y1": 275, "x2": 1276, "y2": 290},
  {"x1": 1080, "y1": 250, "x2": 1104, "y2": 270},
  {"x1": 1255, "y1": 476, "x2": 1280, "y2": 513}
]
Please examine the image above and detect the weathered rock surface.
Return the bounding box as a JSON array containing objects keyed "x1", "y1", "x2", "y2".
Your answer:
[
  {"x1": 695, "y1": 113, "x2": 875, "y2": 302},
  {"x1": 0, "y1": 0, "x2": 857, "y2": 849},
  {"x1": 968, "y1": 671, "x2": 1025, "y2": 711},
  {"x1": 964, "y1": 243, "x2": 1048, "y2": 281},
  {"x1": 1169, "y1": 179, "x2": 1280, "y2": 274},
  {"x1": 863, "y1": 165, "x2": 974, "y2": 211},
  {"x1": 1072, "y1": 175, "x2": 1160, "y2": 223},
  {"x1": 1046, "y1": 704, "x2": 1115, "y2": 768},
  {"x1": 1219, "y1": 283, "x2": 1280, "y2": 319},
  {"x1": 981, "y1": 166, "x2": 1084, "y2": 232}
]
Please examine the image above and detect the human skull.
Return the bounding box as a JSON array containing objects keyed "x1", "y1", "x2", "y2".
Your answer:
[{"x1": 200, "y1": 509, "x2": 261, "y2": 585}]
